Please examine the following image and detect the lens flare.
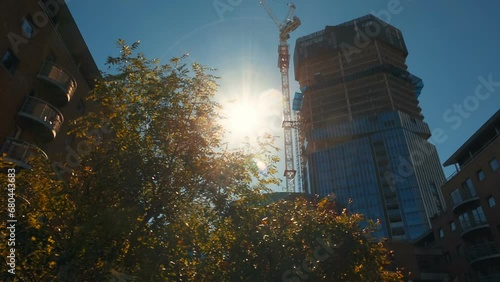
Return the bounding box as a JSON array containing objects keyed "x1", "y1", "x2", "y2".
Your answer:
[{"x1": 255, "y1": 159, "x2": 268, "y2": 175}]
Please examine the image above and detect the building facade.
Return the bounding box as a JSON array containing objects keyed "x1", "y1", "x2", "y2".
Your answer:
[
  {"x1": 293, "y1": 15, "x2": 446, "y2": 240},
  {"x1": 431, "y1": 110, "x2": 500, "y2": 281},
  {"x1": 0, "y1": 0, "x2": 98, "y2": 172},
  {"x1": 388, "y1": 232, "x2": 449, "y2": 282}
]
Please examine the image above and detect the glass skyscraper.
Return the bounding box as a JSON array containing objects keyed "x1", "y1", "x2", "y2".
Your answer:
[{"x1": 294, "y1": 15, "x2": 446, "y2": 240}]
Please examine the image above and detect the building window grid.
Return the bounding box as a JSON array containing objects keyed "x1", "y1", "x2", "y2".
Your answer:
[{"x1": 311, "y1": 116, "x2": 436, "y2": 240}]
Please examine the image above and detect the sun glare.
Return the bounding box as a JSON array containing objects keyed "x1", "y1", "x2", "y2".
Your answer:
[
  {"x1": 226, "y1": 100, "x2": 259, "y2": 135},
  {"x1": 219, "y1": 88, "x2": 282, "y2": 148}
]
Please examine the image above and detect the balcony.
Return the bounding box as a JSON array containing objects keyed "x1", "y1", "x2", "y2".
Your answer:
[
  {"x1": 460, "y1": 218, "x2": 489, "y2": 238},
  {"x1": 467, "y1": 242, "x2": 500, "y2": 264},
  {"x1": 0, "y1": 138, "x2": 48, "y2": 169},
  {"x1": 452, "y1": 188, "x2": 479, "y2": 214},
  {"x1": 479, "y1": 274, "x2": 500, "y2": 282},
  {"x1": 17, "y1": 96, "x2": 64, "y2": 141},
  {"x1": 37, "y1": 61, "x2": 77, "y2": 106}
]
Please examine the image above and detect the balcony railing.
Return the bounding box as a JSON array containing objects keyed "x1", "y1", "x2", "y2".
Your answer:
[
  {"x1": 446, "y1": 133, "x2": 499, "y2": 181},
  {"x1": 18, "y1": 96, "x2": 64, "y2": 141},
  {"x1": 452, "y1": 188, "x2": 479, "y2": 213},
  {"x1": 479, "y1": 274, "x2": 500, "y2": 282},
  {"x1": 467, "y1": 242, "x2": 500, "y2": 264},
  {"x1": 0, "y1": 138, "x2": 48, "y2": 169},
  {"x1": 38, "y1": 0, "x2": 92, "y2": 93},
  {"x1": 37, "y1": 61, "x2": 77, "y2": 106},
  {"x1": 460, "y1": 217, "x2": 489, "y2": 237}
]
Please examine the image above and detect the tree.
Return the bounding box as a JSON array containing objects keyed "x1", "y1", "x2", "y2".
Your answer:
[
  {"x1": 211, "y1": 195, "x2": 404, "y2": 281},
  {"x1": 1, "y1": 40, "x2": 279, "y2": 281},
  {"x1": 1, "y1": 41, "x2": 402, "y2": 281}
]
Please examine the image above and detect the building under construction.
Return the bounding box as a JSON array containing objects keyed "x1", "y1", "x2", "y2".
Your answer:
[{"x1": 293, "y1": 15, "x2": 446, "y2": 240}]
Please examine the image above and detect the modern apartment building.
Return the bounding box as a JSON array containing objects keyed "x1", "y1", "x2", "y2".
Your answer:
[
  {"x1": 293, "y1": 15, "x2": 446, "y2": 240},
  {"x1": 0, "y1": 0, "x2": 98, "y2": 172},
  {"x1": 431, "y1": 110, "x2": 500, "y2": 281},
  {"x1": 388, "y1": 232, "x2": 449, "y2": 282}
]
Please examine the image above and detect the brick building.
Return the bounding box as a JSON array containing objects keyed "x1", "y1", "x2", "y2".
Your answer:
[
  {"x1": 0, "y1": 0, "x2": 99, "y2": 172},
  {"x1": 431, "y1": 110, "x2": 500, "y2": 281}
]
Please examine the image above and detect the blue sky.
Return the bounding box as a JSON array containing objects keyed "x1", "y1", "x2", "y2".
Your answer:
[{"x1": 67, "y1": 0, "x2": 500, "y2": 189}]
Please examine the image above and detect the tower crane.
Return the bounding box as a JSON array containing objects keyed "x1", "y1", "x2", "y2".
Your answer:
[{"x1": 259, "y1": 1, "x2": 301, "y2": 192}]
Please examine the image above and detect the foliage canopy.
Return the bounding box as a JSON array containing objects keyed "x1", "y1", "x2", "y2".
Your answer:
[{"x1": 0, "y1": 41, "x2": 402, "y2": 281}]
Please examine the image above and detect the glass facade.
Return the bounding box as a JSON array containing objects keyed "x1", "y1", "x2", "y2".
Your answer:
[
  {"x1": 306, "y1": 111, "x2": 445, "y2": 240},
  {"x1": 295, "y1": 15, "x2": 446, "y2": 241}
]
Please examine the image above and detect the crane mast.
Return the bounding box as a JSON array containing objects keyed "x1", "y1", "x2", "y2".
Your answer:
[{"x1": 259, "y1": 1, "x2": 301, "y2": 192}]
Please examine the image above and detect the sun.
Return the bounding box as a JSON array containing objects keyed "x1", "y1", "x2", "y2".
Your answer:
[
  {"x1": 223, "y1": 98, "x2": 260, "y2": 136},
  {"x1": 218, "y1": 89, "x2": 283, "y2": 182},
  {"x1": 219, "y1": 88, "x2": 282, "y2": 147}
]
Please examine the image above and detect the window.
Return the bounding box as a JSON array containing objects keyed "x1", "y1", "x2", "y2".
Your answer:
[
  {"x1": 439, "y1": 228, "x2": 444, "y2": 238},
  {"x1": 472, "y1": 206, "x2": 486, "y2": 223},
  {"x1": 476, "y1": 169, "x2": 486, "y2": 181},
  {"x1": 465, "y1": 178, "x2": 474, "y2": 188},
  {"x1": 21, "y1": 16, "x2": 36, "y2": 38},
  {"x1": 488, "y1": 196, "x2": 496, "y2": 208},
  {"x1": 459, "y1": 213, "x2": 471, "y2": 229},
  {"x1": 41, "y1": 0, "x2": 60, "y2": 22},
  {"x1": 1, "y1": 49, "x2": 19, "y2": 74},
  {"x1": 46, "y1": 50, "x2": 57, "y2": 63},
  {"x1": 451, "y1": 189, "x2": 462, "y2": 205},
  {"x1": 392, "y1": 227, "x2": 405, "y2": 236},
  {"x1": 363, "y1": 21, "x2": 374, "y2": 27},
  {"x1": 384, "y1": 120, "x2": 396, "y2": 127},
  {"x1": 456, "y1": 244, "x2": 464, "y2": 258},
  {"x1": 430, "y1": 182, "x2": 443, "y2": 212},
  {"x1": 314, "y1": 72, "x2": 323, "y2": 82},
  {"x1": 490, "y1": 158, "x2": 499, "y2": 172},
  {"x1": 444, "y1": 252, "x2": 451, "y2": 263},
  {"x1": 450, "y1": 221, "x2": 456, "y2": 232},
  {"x1": 76, "y1": 99, "x2": 86, "y2": 115},
  {"x1": 463, "y1": 178, "x2": 476, "y2": 196}
]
